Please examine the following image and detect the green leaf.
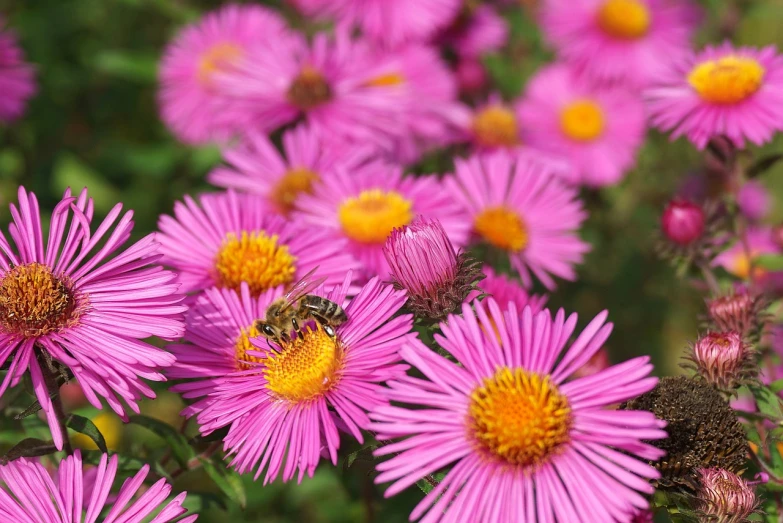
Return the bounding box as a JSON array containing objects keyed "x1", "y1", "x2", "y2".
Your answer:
[
  {"x1": 343, "y1": 442, "x2": 379, "y2": 470},
  {"x1": 750, "y1": 385, "x2": 783, "y2": 420},
  {"x1": 66, "y1": 414, "x2": 107, "y2": 453},
  {"x1": 755, "y1": 255, "x2": 783, "y2": 272},
  {"x1": 128, "y1": 415, "x2": 193, "y2": 468},
  {"x1": 1, "y1": 438, "x2": 57, "y2": 464},
  {"x1": 416, "y1": 472, "x2": 447, "y2": 495},
  {"x1": 198, "y1": 456, "x2": 247, "y2": 509},
  {"x1": 748, "y1": 153, "x2": 783, "y2": 178},
  {"x1": 52, "y1": 153, "x2": 119, "y2": 213},
  {"x1": 92, "y1": 51, "x2": 158, "y2": 83},
  {"x1": 771, "y1": 379, "x2": 783, "y2": 394}
]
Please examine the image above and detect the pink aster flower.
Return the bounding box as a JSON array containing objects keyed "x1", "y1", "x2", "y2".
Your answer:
[
  {"x1": 371, "y1": 300, "x2": 666, "y2": 522},
  {"x1": 516, "y1": 63, "x2": 647, "y2": 187},
  {"x1": 170, "y1": 275, "x2": 414, "y2": 483},
  {"x1": 294, "y1": 163, "x2": 470, "y2": 281},
  {"x1": 540, "y1": 0, "x2": 700, "y2": 87},
  {"x1": 207, "y1": 124, "x2": 373, "y2": 215},
  {"x1": 646, "y1": 43, "x2": 783, "y2": 149},
  {"x1": 290, "y1": 0, "x2": 462, "y2": 48},
  {"x1": 217, "y1": 28, "x2": 409, "y2": 150},
  {"x1": 0, "y1": 17, "x2": 36, "y2": 122},
  {"x1": 156, "y1": 190, "x2": 358, "y2": 297},
  {"x1": 447, "y1": 152, "x2": 590, "y2": 289},
  {"x1": 452, "y1": 94, "x2": 521, "y2": 150},
  {"x1": 157, "y1": 4, "x2": 289, "y2": 145},
  {"x1": 737, "y1": 181, "x2": 771, "y2": 222},
  {"x1": 438, "y1": 4, "x2": 509, "y2": 59},
  {"x1": 0, "y1": 188, "x2": 185, "y2": 450},
  {"x1": 0, "y1": 451, "x2": 197, "y2": 522},
  {"x1": 477, "y1": 266, "x2": 548, "y2": 314}
]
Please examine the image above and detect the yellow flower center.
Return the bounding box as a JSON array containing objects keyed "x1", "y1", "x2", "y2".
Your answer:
[
  {"x1": 271, "y1": 168, "x2": 320, "y2": 215},
  {"x1": 468, "y1": 367, "x2": 572, "y2": 466},
  {"x1": 365, "y1": 72, "x2": 406, "y2": 87},
  {"x1": 234, "y1": 323, "x2": 265, "y2": 370},
  {"x1": 473, "y1": 106, "x2": 519, "y2": 148},
  {"x1": 559, "y1": 100, "x2": 606, "y2": 142},
  {"x1": 0, "y1": 263, "x2": 84, "y2": 337},
  {"x1": 338, "y1": 189, "x2": 414, "y2": 244},
  {"x1": 214, "y1": 231, "x2": 296, "y2": 295},
  {"x1": 688, "y1": 56, "x2": 765, "y2": 104},
  {"x1": 72, "y1": 412, "x2": 122, "y2": 451},
  {"x1": 730, "y1": 252, "x2": 767, "y2": 281},
  {"x1": 474, "y1": 207, "x2": 528, "y2": 252},
  {"x1": 264, "y1": 324, "x2": 344, "y2": 403},
  {"x1": 287, "y1": 66, "x2": 332, "y2": 110},
  {"x1": 596, "y1": 0, "x2": 651, "y2": 40},
  {"x1": 197, "y1": 43, "x2": 243, "y2": 86}
]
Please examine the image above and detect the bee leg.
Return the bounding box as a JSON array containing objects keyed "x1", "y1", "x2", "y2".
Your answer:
[
  {"x1": 291, "y1": 317, "x2": 300, "y2": 333},
  {"x1": 323, "y1": 324, "x2": 336, "y2": 338}
]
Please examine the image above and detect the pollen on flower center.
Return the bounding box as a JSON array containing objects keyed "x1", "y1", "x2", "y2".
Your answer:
[
  {"x1": 730, "y1": 252, "x2": 766, "y2": 281},
  {"x1": 365, "y1": 72, "x2": 405, "y2": 87},
  {"x1": 597, "y1": 0, "x2": 651, "y2": 40},
  {"x1": 0, "y1": 262, "x2": 83, "y2": 337},
  {"x1": 271, "y1": 168, "x2": 320, "y2": 215},
  {"x1": 215, "y1": 231, "x2": 296, "y2": 295},
  {"x1": 473, "y1": 106, "x2": 519, "y2": 147},
  {"x1": 468, "y1": 367, "x2": 572, "y2": 467},
  {"x1": 235, "y1": 323, "x2": 265, "y2": 370},
  {"x1": 474, "y1": 206, "x2": 528, "y2": 252},
  {"x1": 338, "y1": 189, "x2": 414, "y2": 244},
  {"x1": 688, "y1": 56, "x2": 765, "y2": 104},
  {"x1": 264, "y1": 324, "x2": 344, "y2": 402},
  {"x1": 560, "y1": 99, "x2": 606, "y2": 142},
  {"x1": 288, "y1": 66, "x2": 332, "y2": 110},
  {"x1": 198, "y1": 43, "x2": 243, "y2": 86}
]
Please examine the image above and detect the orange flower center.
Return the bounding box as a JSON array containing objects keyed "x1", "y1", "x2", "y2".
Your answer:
[
  {"x1": 559, "y1": 100, "x2": 606, "y2": 142},
  {"x1": 288, "y1": 66, "x2": 332, "y2": 110},
  {"x1": 469, "y1": 367, "x2": 572, "y2": 466},
  {"x1": 0, "y1": 263, "x2": 84, "y2": 337},
  {"x1": 597, "y1": 0, "x2": 651, "y2": 40},
  {"x1": 474, "y1": 207, "x2": 529, "y2": 252},
  {"x1": 473, "y1": 106, "x2": 519, "y2": 148},
  {"x1": 197, "y1": 43, "x2": 243, "y2": 86},
  {"x1": 215, "y1": 231, "x2": 296, "y2": 295},
  {"x1": 688, "y1": 56, "x2": 765, "y2": 104},
  {"x1": 365, "y1": 72, "x2": 405, "y2": 87},
  {"x1": 271, "y1": 168, "x2": 320, "y2": 215},
  {"x1": 264, "y1": 324, "x2": 344, "y2": 403},
  {"x1": 338, "y1": 189, "x2": 414, "y2": 244}
]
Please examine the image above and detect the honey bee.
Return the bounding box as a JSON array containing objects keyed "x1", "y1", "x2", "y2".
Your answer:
[{"x1": 254, "y1": 268, "x2": 348, "y2": 348}]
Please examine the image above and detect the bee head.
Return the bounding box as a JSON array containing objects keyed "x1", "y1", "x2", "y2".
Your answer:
[{"x1": 255, "y1": 321, "x2": 279, "y2": 340}]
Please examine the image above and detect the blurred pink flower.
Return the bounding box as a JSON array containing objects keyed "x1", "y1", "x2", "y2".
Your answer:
[
  {"x1": 447, "y1": 152, "x2": 589, "y2": 289},
  {"x1": 170, "y1": 276, "x2": 413, "y2": 483},
  {"x1": 0, "y1": 17, "x2": 35, "y2": 122},
  {"x1": 0, "y1": 188, "x2": 186, "y2": 450},
  {"x1": 208, "y1": 124, "x2": 373, "y2": 215},
  {"x1": 294, "y1": 163, "x2": 469, "y2": 281},
  {"x1": 713, "y1": 227, "x2": 782, "y2": 286},
  {"x1": 438, "y1": 4, "x2": 509, "y2": 58},
  {"x1": 476, "y1": 266, "x2": 548, "y2": 314},
  {"x1": 737, "y1": 181, "x2": 771, "y2": 222},
  {"x1": 156, "y1": 190, "x2": 359, "y2": 297},
  {"x1": 0, "y1": 451, "x2": 196, "y2": 522},
  {"x1": 371, "y1": 301, "x2": 665, "y2": 522},
  {"x1": 157, "y1": 4, "x2": 289, "y2": 144},
  {"x1": 290, "y1": 0, "x2": 462, "y2": 47},
  {"x1": 455, "y1": 58, "x2": 488, "y2": 94},
  {"x1": 217, "y1": 28, "x2": 409, "y2": 149},
  {"x1": 647, "y1": 43, "x2": 783, "y2": 149},
  {"x1": 540, "y1": 0, "x2": 700, "y2": 87},
  {"x1": 516, "y1": 63, "x2": 647, "y2": 187}
]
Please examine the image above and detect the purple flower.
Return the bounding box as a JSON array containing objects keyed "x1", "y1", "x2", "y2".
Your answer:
[
  {"x1": 0, "y1": 451, "x2": 197, "y2": 522},
  {"x1": 0, "y1": 17, "x2": 35, "y2": 122},
  {"x1": 0, "y1": 188, "x2": 186, "y2": 450}
]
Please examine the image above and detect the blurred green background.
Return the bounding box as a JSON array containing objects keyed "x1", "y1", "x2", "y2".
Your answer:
[{"x1": 2, "y1": 0, "x2": 783, "y2": 521}]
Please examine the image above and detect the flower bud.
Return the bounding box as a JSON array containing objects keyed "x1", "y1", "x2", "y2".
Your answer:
[
  {"x1": 707, "y1": 292, "x2": 762, "y2": 337},
  {"x1": 661, "y1": 199, "x2": 705, "y2": 246},
  {"x1": 456, "y1": 58, "x2": 487, "y2": 95},
  {"x1": 629, "y1": 508, "x2": 654, "y2": 523},
  {"x1": 571, "y1": 347, "x2": 610, "y2": 379},
  {"x1": 737, "y1": 181, "x2": 770, "y2": 222},
  {"x1": 695, "y1": 468, "x2": 757, "y2": 522},
  {"x1": 384, "y1": 218, "x2": 482, "y2": 320},
  {"x1": 689, "y1": 331, "x2": 754, "y2": 390}
]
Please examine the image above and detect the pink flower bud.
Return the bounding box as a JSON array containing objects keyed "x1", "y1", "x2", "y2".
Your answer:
[
  {"x1": 696, "y1": 468, "x2": 757, "y2": 522},
  {"x1": 384, "y1": 218, "x2": 482, "y2": 320},
  {"x1": 690, "y1": 331, "x2": 753, "y2": 390},
  {"x1": 737, "y1": 181, "x2": 770, "y2": 222},
  {"x1": 707, "y1": 292, "x2": 761, "y2": 336},
  {"x1": 661, "y1": 199, "x2": 705, "y2": 246},
  {"x1": 456, "y1": 58, "x2": 487, "y2": 94}
]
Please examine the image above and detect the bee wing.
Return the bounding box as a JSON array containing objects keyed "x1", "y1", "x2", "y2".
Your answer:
[{"x1": 278, "y1": 267, "x2": 327, "y2": 312}]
